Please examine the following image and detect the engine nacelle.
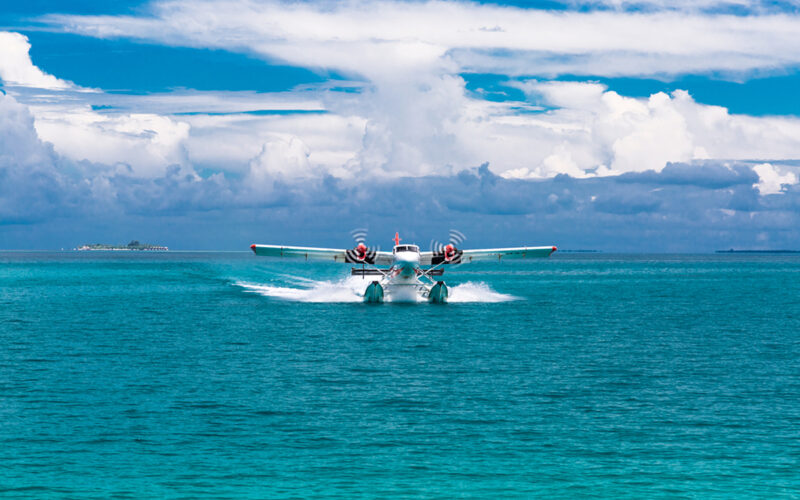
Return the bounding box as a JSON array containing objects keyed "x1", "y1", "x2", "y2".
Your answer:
[
  {"x1": 444, "y1": 244, "x2": 457, "y2": 261},
  {"x1": 431, "y1": 245, "x2": 462, "y2": 265},
  {"x1": 346, "y1": 243, "x2": 376, "y2": 264}
]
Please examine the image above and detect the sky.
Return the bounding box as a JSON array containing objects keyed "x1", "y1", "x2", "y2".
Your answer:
[{"x1": 2, "y1": 0, "x2": 800, "y2": 251}]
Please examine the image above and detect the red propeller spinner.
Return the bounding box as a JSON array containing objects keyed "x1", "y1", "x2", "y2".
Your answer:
[
  {"x1": 430, "y1": 229, "x2": 466, "y2": 262},
  {"x1": 349, "y1": 228, "x2": 379, "y2": 263},
  {"x1": 356, "y1": 243, "x2": 368, "y2": 260},
  {"x1": 444, "y1": 244, "x2": 456, "y2": 261}
]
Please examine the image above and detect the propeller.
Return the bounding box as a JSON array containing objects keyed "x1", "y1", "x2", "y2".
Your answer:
[
  {"x1": 429, "y1": 229, "x2": 466, "y2": 264},
  {"x1": 346, "y1": 228, "x2": 380, "y2": 264}
]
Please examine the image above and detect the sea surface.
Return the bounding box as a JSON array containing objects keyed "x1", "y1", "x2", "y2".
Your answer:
[{"x1": 1, "y1": 251, "x2": 799, "y2": 498}]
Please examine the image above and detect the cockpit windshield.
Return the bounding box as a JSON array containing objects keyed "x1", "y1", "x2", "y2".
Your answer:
[{"x1": 394, "y1": 245, "x2": 419, "y2": 253}]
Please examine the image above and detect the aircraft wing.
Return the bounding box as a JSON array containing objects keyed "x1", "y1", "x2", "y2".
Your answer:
[
  {"x1": 420, "y1": 246, "x2": 556, "y2": 265},
  {"x1": 250, "y1": 244, "x2": 394, "y2": 265}
]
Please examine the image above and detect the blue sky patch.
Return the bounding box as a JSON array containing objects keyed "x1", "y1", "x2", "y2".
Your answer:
[
  {"x1": 463, "y1": 72, "x2": 800, "y2": 117},
  {"x1": 20, "y1": 31, "x2": 338, "y2": 93}
]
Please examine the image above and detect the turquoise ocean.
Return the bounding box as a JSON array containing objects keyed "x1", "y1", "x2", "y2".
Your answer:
[{"x1": 1, "y1": 251, "x2": 799, "y2": 498}]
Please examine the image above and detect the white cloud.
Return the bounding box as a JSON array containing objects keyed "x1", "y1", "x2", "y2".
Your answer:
[
  {"x1": 752, "y1": 163, "x2": 798, "y2": 195},
  {"x1": 0, "y1": 93, "x2": 70, "y2": 222},
  {"x1": 0, "y1": 93, "x2": 56, "y2": 169},
  {"x1": 163, "y1": 80, "x2": 800, "y2": 180},
  {"x1": 30, "y1": 104, "x2": 191, "y2": 177},
  {"x1": 501, "y1": 82, "x2": 800, "y2": 178},
  {"x1": 45, "y1": 0, "x2": 800, "y2": 78},
  {"x1": 247, "y1": 135, "x2": 313, "y2": 182},
  {"x1": 7, "y1": 2, "x2": 800, "y2": 190},
  {"x1": 30, "y1": 1, "x2": 800, "y2": 183},
  {"x1": 563, "y1": 0, "x2": 790, "y2": 13},
  {"x1": 0, "y1": 32, "x2": 77, "y2": 90},
  {"x1": 8, "y1": 46, "x2": 800, "y2": 184},
  {"x1": 8, "y1": 85, "x2": 800, "y2": 252},
  {"x1": 93, "y1": 90, "x2": 326, "y2": 115},
  {"x1": 180, "y1": 112, "x2": 365, "y2": 177}
]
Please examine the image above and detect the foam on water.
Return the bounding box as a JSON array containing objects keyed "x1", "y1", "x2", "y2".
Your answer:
[
  {"x1": 235, "y1": 276, "x2": 364, "y2": 302},
  {"x1": 447, "y1": 281, "x2": 519, "y2": 303},
  {"x1": 235, "y1": 277, "x2": 517, "y2": 303}
]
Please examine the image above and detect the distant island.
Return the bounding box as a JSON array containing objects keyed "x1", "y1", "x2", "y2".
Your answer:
[
  {"x1": 716, "y1": 249, "x2": 800, "y2": 254},
  {"x1": 77, "y1": 240, "x2": 168, "y2": 251}
]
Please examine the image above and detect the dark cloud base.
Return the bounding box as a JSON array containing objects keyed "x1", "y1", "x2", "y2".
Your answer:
[{"x1": 4, "y1": 157, "x2": 800, "y2": 252}]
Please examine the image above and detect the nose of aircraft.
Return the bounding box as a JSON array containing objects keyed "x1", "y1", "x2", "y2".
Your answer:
[
  {"x1": 398, "y1": 259, "x2": 416, "y2": 276},
  {"x1": 395, "y1": 252, "x2": 419, "y2": 276}
]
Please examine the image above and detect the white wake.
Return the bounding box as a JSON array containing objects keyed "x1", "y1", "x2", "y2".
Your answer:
[
  {"x1": 235, "y1": 277, "x2": 518, "y2": 303},
  {"x1": 446, "y1": 282, "x2": 518, "y2": 303},
  {"x1": 236, "y1": 276, "x2": 365, "y2": 303}
]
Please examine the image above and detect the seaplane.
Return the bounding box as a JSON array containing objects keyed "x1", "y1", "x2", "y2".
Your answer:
[{"x1": 250, "y1": 231, "x2": 556, "y2": 304}]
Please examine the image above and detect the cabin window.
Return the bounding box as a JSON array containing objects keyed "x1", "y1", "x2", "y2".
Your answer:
[{"x1": 395, "y1": 245, "x2": 419, "y2": 253}]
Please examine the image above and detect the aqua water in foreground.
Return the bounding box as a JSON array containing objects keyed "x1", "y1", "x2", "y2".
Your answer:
[{"x1": 1, "y1": 252, "x2": 799, "y2": 497}]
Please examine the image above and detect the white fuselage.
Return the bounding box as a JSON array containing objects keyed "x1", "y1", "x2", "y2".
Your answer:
[
  {"x1": 386, "y1": 245, "x2": 424, "y2": 301},
  {"x1": 392, "y1": 247, "x2": 420, "y2": 281}
]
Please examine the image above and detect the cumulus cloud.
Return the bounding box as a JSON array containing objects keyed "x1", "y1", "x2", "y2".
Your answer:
[
  {"x1": 180, "y1": 112, "x2": 364, "y2": 178},
  {"x1": 8, "y1": 49, "x2": 800, "y2": 186},
  {"x1": 4, "y1": 25, "x2": 800, "y2": 187},
  {"x1": 504, "y1": 82, "x2": 800, "y2": 179},
  {"x1": 752, "y1": 163, "x2": 798, "y2": 195},
  {"x1": 38, "y1": 0, "x2": 800, "y2": 180},
  {"x1": 0, "y1": 32, "x2": 77, "y2": 90},
  {"x1": 31, "y1": 105, "x2": 191, "y2": 177},
  {"x1": 0, "y1": 31, "x2": 195, "y2": 177},
  {"x1": 0, "y1": 93, "x2": 81, "y2": 223},
  {"x1": 247, "y1": 136, "x2": 313, "y2": 183},
  {"x1": 0, "y1": 92, "x2": 224, "y2": 225},
  {"x1": 4, "y1": 88, "x2": 800, "y2": 251},
  {"x1": 13, "y1": 0, "x2": 800, "y2": 183}
]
